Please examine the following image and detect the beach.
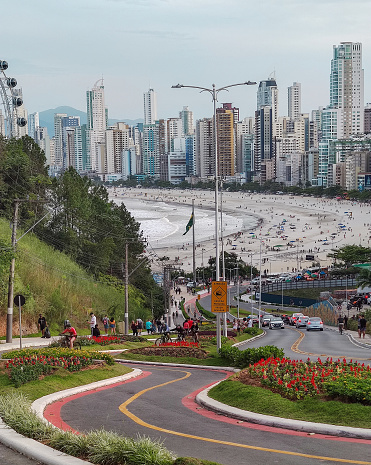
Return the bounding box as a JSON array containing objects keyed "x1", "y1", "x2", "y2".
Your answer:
[{"x1": 108, "y1": 187, "x2": 369, "y2": 277}]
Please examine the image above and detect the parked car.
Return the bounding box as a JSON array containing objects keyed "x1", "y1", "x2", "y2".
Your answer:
[
  {"x1": 306, "y1": 317, "x2": 324, "y2": 331},
  {"x1": 269, "y1": 317, "x2": 284, "y2": 329},
  {"x1": 295, "y1": 315, "x2": 309, "y2": 328},
  {"x1": 290, "y1": 312, "x2": 304, "y2": 326}
]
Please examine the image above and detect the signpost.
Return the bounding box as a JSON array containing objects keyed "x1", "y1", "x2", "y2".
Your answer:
[
  {"x1": 14, "y1": 294, "x2": 25, "y2": 349},
  {"x1": 211, "y1": 281, "x2": 227, "y2": 313}
]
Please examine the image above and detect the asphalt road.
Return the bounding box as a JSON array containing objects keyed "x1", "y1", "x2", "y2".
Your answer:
[
  {"x1": 0, "y1": 442, "x2": 41, "y2": 465},
  {"x1": 59, "y1": 363, "x2": 371, "y2": 465},
  {"x1": 241, "y1": 325, "x2": 371, "y2": 362}
]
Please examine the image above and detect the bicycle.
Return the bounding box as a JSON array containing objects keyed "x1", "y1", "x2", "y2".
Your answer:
[
  {"x1": 189, "y1": 327, "x2": 199, "y2": 343},
  {"x1": 155, "y1": 331, "x2": 172, "y2": 346}
]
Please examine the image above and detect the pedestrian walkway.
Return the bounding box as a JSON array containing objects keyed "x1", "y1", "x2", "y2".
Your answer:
[{"x1": 0, "y1": 337, "x2": 51, "y2": 354}]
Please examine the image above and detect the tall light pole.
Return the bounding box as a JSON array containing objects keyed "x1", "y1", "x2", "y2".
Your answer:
[{"x1": 172, "y1": 81, "x2": 256, "y2": 351}]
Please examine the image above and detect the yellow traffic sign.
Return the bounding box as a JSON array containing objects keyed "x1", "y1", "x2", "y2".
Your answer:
[{"x1": 211, "y1": 281, "x2": 227, "y2": 313}]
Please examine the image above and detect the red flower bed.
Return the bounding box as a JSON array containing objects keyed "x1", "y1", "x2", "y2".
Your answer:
[
  {"x1": 92, "y1": 336, "x2": 121, "y2": 346},
  {"x1": 246, "y1": 357, "x2": 371, "y2": 401}
]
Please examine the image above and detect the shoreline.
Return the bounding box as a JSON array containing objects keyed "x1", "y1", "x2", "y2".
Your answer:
[{"x1": 108, "y1": 187, "x2": 367, "y2": 276}]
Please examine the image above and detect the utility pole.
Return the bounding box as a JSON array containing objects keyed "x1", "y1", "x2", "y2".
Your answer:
[
  {"x1": 125, "y1": 243, "x2": 129, "y2": 335},
  {"x1": 6, "y1": 200, "x2": 19, "y2": 343},
  {"x1": 6, "y1": 198, "x2": 47, "y2": 343}
]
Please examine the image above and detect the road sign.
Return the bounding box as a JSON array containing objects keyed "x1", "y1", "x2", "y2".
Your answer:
[
  {"x1": 14, "y1": 294, "x2": 25, "y2": 306},
  {"x1": 211, "y1": 281, "x2": 227, "y2": 313}
]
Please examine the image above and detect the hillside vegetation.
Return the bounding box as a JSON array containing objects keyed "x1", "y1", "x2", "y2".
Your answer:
[{"x1": 0, "y1": 135, "x2": 162, "y2": 336}]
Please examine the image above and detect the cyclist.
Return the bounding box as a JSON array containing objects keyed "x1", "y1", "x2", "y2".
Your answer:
[
  {"x1": 60, "y1": 323, "x2": 77, "y2": 348},
  {"x1": 337, "y1": 315, "x2": 344, "y2": 334}
]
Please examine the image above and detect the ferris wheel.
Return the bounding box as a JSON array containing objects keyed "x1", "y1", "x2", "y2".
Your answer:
[{"x1": 0, "y1": 59, "x2": 27, "y2": 138}]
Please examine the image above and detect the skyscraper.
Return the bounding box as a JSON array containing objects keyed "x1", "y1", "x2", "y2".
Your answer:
[
  {"x1": 87, "y1": 79, "x2": 107, "y2": 171},
  {"x1": 216, "y1": 104, "x2": 236, "y2": 177},
  {"x1": 288, "y1": 82, "x2": 301, "y2": 120},
  {"x1": 330, "y1": 42, "x2": 364, "y2": 137},
  {"x1": 144, "y1": 88, "x2": 157, "y2": 125},
  {"x1": 179, "y1": 106, "x2": 194, "y2": 136}
]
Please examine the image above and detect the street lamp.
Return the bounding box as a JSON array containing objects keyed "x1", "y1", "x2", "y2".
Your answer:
[{"x1": 172, "y1": 81, "x2": 256, "y2": 350}]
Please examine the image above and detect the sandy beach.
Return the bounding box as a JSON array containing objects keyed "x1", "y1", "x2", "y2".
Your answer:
[{"x1": 109, "y1": 187, "x2": 369, "y2": 277}]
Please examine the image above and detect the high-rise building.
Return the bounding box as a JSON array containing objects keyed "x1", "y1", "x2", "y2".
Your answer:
[
  {"x1": 257, "y1": 78, "x2": 278, "y2": 122},
  {"x1": 364, "y1": 103, "x2": 371, "y2": 134},
  {"x1": 216, "y1": 105, "x2": 235, "y2": 176},
  {"x1": 54, "y1": 113, "x2": 67, "y2": 167},
  {"x1": 288, "y1": 82, "x2": 301, "y2": 120},
  {"x1": 28, "y1": 112, "x2": 39, "y2": 139},
  {"x1": 166, "y1": 117, "x2": 183, "y2": 152},
  {"x1": 179, "y1": 106, "x2": 194, "y2": 136},
  {"x1": 87, "y1": 79, "x2": 107, "y2": 171},
  {"x1": 142, "y1": 121, "x2": 160, "y2": 176},
  {"x1": 330, "y1": 42, "x2": 364, "y2": 137},
  {"x1": 196, "y1": 118, "x2": 214, "y2": 178},
  {"x1": 144, "y1": 88, "x2": 157, "y2": 125}
]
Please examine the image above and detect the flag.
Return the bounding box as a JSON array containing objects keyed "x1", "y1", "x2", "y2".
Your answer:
[{"x1": 183, "y1": 213, "x2": 194, "y2": 235}]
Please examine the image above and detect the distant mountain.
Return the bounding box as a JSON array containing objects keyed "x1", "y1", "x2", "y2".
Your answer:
[{"x1": 38, "y1": 106, "x2": 143, "y2": 137}]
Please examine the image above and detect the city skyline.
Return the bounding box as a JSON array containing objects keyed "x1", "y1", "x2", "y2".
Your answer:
[{"x1": 4, "y1": 0, "x2": 371, "y2": 121}]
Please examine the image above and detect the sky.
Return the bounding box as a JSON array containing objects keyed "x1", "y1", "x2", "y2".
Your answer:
[{"x1": 3, "y1": 0, "x2": 371, "y2": 122}]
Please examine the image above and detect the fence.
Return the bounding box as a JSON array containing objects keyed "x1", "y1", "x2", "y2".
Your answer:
[{"x1": 264, "y1": 278, "x2": 357, "y2": 293}]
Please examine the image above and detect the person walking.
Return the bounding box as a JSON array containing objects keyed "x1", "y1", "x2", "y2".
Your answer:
[
  {"x1": 38, "y1": 314, "x2": 47, "y2": 338},
  {"x1": 131, "y1": 320, "x2": 138, "y2": 336},
  {"x1": 359, "y1": 314, "x2": 367, "y2": 339},
  {"x1": 109, "y1": 317, "x2": 116, "y2": 335},
  {"x1": 89, "y1": 312, "x2": 96, "y2": 336},
  {"x1": 146, "y1": 319, "x2": 152, "y2": 335},
  {"x1": 102, "y1": 315, "x2": 109, "y2": 335}
]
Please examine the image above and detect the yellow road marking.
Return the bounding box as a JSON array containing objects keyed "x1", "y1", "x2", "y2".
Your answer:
[
  {"x1": 118, "y1": 368, "x2": 371, "y2": 464},
  {"x1": 289, "y1": 328, "x2": 370, "y2": 360}
]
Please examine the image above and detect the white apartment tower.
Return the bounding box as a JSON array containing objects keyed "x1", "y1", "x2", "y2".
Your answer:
[
  {"x1": 330, "y1": 42, "x2": 364, "y2": 137},
  {"x1": 87, "y1": 79, "x2": 107, "y2": 171},
  {"x1": 288, "y1": 82, "x2": 301, "y2": 120},
  {"x1": 144, "y1": 88, "x2": 157, "y2": 125}
]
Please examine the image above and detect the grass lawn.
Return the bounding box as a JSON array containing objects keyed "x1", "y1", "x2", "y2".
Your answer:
[
  {"x1": 208, "y1": 377, "x2": 371, "y2": 429},
  {"x1": 0, "y1": 362, "x2": 132, "y2": 401}
]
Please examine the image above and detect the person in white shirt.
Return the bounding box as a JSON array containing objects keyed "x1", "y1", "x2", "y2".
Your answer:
[{"x1": 89, "y1": 312, "x2": 96, "y2": 336}]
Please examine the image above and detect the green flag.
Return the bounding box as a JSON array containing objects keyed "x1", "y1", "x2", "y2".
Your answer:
[{"x1": 183, "y1": 213, "x2": 194, "y2": 235}]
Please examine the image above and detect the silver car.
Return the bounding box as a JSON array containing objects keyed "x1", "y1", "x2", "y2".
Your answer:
[
  {"x1": 269, "y1": 317, "x2": 284, "y2": 329},
  {"x1": 296, "y1": 315, "x2": 309, "y2": 328},
  {"x1": 306, "y1": 317, "x2": 324, "y2": 331}
]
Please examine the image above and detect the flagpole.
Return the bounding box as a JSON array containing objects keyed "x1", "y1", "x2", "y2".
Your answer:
[{"x1": 192, "y1": 198, "x2": 196, "y2": 286}]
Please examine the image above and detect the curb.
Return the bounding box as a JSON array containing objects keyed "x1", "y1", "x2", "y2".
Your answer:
[
  {"x1": 196, "y1": 382, "x2": 371, "y2": 439},
  {"x1": 115, "y1": 359, "x2": 239, "y2": 372},
  {"x1": 0, "y1": 419, "x2": 90, "y2": 465},
  {"x1": 232, "y1": 330, "x2": 266, "y2": 347},
  {"x1": 0, "y1": 370, "x2": 143, "y2": 465}
]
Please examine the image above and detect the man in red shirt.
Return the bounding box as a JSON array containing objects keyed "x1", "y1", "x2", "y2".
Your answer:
[{"x1": 61, "y1": 323, "x2": 77, "y2": 348}]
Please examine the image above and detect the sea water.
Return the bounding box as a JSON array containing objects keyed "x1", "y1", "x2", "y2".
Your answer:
[{"x1": 113, "y1": 195, "x2": 259, "y2": 249}]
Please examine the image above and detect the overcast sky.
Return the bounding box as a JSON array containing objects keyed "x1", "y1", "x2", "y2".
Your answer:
[{"x1": 4, "y1": 0, "x2": 371, "y2": 121}]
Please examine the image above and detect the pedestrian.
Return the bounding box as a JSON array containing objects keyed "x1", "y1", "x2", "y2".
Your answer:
[
  {"x1": 344, "y1": 315, "x2": 348, "y2": 330},
  {"x1": 88, "y1": 312, "x2": 96, "y2": 336},
  {"x1": 38, "y1": 313, "x2": 47, "y2": 338},
  {"x1": 359, "y1": 314, "x2": 367, "y2": 339},
  {"x1": 146, "y1": 319, "x2": 152, "y2": 335},
  {"x1": 248, "y1": 318, "x2": 253, "y2": 328},
  {"x1": 102, "y1": 314, "x2": 109, "y2": 335},
  {"x1": 109, "y1": 316, "x2": 116, "y2": 334},
  {"x1": 136, "y1": 318, "x2": 143, "y2": 335},
  {"x1": 131, "y1": 320, "x2": 138, "y2": 336}
]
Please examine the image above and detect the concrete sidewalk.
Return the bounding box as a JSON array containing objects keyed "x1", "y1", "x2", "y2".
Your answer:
[{"x1": 0, "y1": 337, "x2": 53, "y2": 354}]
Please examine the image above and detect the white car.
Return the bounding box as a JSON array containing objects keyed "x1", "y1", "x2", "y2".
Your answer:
[
  {"x1": 306, "y1": 317, "x2": 324, "y2": 331},
  {"x1": 295, "y1": 315, "x2": 309, "y2": 328},
  {"x1": 269, "y1": 317, "x2": 284, "y2": 329}
]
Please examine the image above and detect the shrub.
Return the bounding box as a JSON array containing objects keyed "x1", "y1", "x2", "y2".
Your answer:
[
  {"x1": 0, "y1": 392, "x2": 175, "y2": 465},
  {"x1": 196, "y1": 301, "x2": 215, "y2": 320},
  {"x1": 9, "y1": 363, "x2": 53, "y2": 387},
  {"x1": 219, "y1": 344, "x2": 284, "y2": 368},
  {"x1": 243, "y1": 327, "x2": 260, "y2": 336}
]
